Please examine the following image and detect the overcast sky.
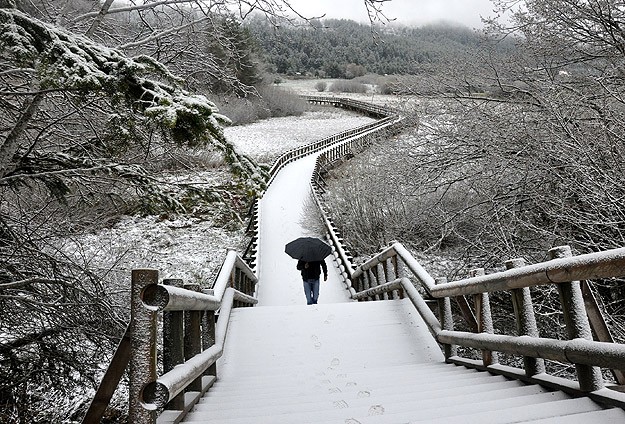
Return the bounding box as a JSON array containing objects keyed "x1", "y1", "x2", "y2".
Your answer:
[{"x1": 288, "y1": 0, "x2": 496, "y2": 28}]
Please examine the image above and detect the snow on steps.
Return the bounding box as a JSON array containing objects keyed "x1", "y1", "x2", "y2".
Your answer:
[{"x1": 179, "y1": 299, "x2": 624, "y2": 423}]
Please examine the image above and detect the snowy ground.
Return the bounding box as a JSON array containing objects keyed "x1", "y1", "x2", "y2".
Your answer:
[{"x1": 225, "y1": 109, "x2": 374, "y2": 165}]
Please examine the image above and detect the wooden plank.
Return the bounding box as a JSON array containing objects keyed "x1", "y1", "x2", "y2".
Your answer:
[
  {"x1": 581, "y1": 280, "x2": 625, "y2": 385},
  {"x1": 81, "y1": 324, "x2": 131, "y2": 424},
  {"x1": 454, "y1": 295, "x2": 478, "y2": 333}
]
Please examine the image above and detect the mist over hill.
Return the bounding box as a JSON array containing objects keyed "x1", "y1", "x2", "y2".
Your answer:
[{"x1": 246, "y1": 18, "x2": 493, "y2": 78}]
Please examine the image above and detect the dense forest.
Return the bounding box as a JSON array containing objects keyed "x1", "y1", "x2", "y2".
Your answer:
[{"x1": 247, "y1": 18, "x2": 487, "y2": 78}]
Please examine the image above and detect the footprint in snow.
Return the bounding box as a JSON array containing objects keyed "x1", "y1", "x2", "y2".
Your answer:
[
  {"x1": 344, "y1": 419, "x2": 362, "y2": 424},
  {"x1": 368, "y1": 405, "x2": 385, "y2": 416},
  {"x1": 333, "y1": 400, "x2": 349, "y2": 409}
]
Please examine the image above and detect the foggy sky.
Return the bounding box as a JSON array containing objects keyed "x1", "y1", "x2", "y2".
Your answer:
[{"x1": 288, "y1": 0, "x2": 496, "y2": 28}]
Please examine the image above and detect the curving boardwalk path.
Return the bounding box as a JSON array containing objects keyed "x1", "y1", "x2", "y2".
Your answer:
[{"x1": 255, "y1": 153, "x2": 352, "y2": 307}]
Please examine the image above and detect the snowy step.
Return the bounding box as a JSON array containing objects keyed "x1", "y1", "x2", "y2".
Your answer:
[
  {"x1": 185, "y1": 394, "x2": 602, "y2": 424},
  {"x1": 207, "y1": 362, "x2": 480, "y2": 392},
  {"x1": 523, "y1": 407, "x2": 625, "y2": 423},
  {"x1": 201, "y1": 370, "x2": 510, "y2": 401},
  {"x1": 309, "y1": 399, "x2": 612, "y2": 424},
  {"x1": 408, "y1": 397, "x2": 604, "y2": 424},
  {"x1": 191, "y1": 383, "x2": 559, "y2": 421},
  {"x1": 183, "y1": 392, "x2": 595, "y2": 424},
  {"x1": 202, "y1": 379, "x2": 537, "y2": 412}
]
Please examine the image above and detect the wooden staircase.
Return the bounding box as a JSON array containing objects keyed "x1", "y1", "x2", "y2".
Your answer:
[{"x1": 179, "y1": 299, "x2": 625, "y2": 423}]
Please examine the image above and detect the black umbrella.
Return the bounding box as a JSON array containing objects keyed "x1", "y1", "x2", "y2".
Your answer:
[{"x1": 285, "y1": 237, "x2": 332, "y2": 262}]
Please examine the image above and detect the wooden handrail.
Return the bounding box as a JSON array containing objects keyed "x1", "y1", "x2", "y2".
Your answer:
[
  {"x1": 123, "y1": 250, "x2": 258, "y2": 423},
  {"x1": 430, "y1": 247, "x2": 625, "y2": 298},
  {"x1": 340, "y1": 240, "x2": 625, "y2": 401},
  {"x1": 437, "y1": 330, "x2": 625, "y2": 371},
  {"x1": 141, "y1": 288, "x2": 256, "y2": 410}
]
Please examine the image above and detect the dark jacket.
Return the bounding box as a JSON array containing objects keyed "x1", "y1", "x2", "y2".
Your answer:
[{"x1": 297, "y1": 260, "x2": 327, "y2": 281}]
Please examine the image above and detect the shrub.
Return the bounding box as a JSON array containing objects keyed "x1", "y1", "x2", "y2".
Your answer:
[
  {"x1": 328, "y1": 80, "x2": 368, "y2": 94},
  {"x1": 315, "y1": 81, "x2": 327, "y2": 92},
  {"x1": 214, "y1": 85, "x2": 308, "y2": 125},
  {"x1": 257, "y1": 85, "x2": 307, "y2": 118}
]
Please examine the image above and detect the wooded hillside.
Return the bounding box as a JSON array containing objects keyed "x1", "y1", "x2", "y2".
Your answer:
[{"x1": 247, "y1": 18, "x2": 487, "y2": 78}]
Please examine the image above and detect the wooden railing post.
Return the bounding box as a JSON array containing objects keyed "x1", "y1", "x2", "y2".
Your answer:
[
  {"x1": 505, "y1": 258, "x2": 545, "y2": 376},
  {"x1": 129, "y1": 269, "x2": 158, "y2": 423},
  {"x1": 184, "y1": 283, "x2": 203, "y2": 392},
  {"x1": 470, "y1": 268, "x2": 498, "y2": 366},
  {"x1": 163, "y1": 278, "x2": 184, "y2": 410},
  {"x1": 390, "y1": 255, "x2": 404, "y2": 299},
  {"x1": 374, "y1": 264, "x2": 383, "y2": 300},
  {"x1": 202, "y1": 309, "x2": 217, "y2": 377},
  {"x1": 436, "y1": 277, "x2": 457, "y2": 360},
  {"x1": 363, "y1": 270, "x2": 372, "y2": 300},
  {"x1": 549, "y1": 246, "x2": 604, "y2": 391},
  {"x1": 382, "y1": 259, "x2": 393, "y2": 299}
]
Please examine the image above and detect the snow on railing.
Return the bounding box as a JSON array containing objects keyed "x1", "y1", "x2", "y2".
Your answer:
[
  {"x1": 84, "y1": 250, "x2": 257, "y2": 424},
  {"x1": 342, "y1": 241, "x2": 625, "y2": 407}
]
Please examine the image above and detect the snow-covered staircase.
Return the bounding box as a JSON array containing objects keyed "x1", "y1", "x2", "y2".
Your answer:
[{"x1": 180, "y1": 299, "x2": 625, "y2": 423}]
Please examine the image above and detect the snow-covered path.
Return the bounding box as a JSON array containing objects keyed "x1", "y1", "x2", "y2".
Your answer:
[{"x1": 255, "y1": 153, "x2": 353, "y2": 306}]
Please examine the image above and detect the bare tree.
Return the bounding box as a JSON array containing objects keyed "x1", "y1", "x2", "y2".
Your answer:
[
  {"x1": 323, "y1": 1, "x2": 625, "y2": 370},
  {"x1": 1, "y1": 0, "x2": 392, "y2": 421}
]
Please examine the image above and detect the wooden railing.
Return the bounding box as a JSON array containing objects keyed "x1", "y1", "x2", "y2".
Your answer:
[
  {"x1": 82, "y1": 250, "x2": 257, "y2": 424},
  {"x1": 85, "y1": 96, "x2": 399, "y2": 423},
  {"x1": 306, "y1": 103, "x2": 625, "y2": 409},
  {"x1": 312, "y1": 222, "x2": 625, "y2": 407},
  {"x1": 305, "y1": 95, "x2": 397, "y2": 118}
]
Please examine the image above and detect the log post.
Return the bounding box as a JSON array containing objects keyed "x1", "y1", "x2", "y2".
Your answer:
[
  {"x1": 363, "y1": 269, "x2": 372, "y2": 300},
  {"x1": 129, "y1": 269, "x2": 158, "y2": 423},
  {"x1": 375, "y1": 264, "x2": 385, "y2": 300},
  {"x1": 202, "y1": 309, "x2": 217, "y2": 377},
  {"x1": 505, "y1": 258, "x2": 545, "y2": 376},
  {"x1": 470, "y1": 268, "x2": 498, "y2": 366},
  {"x1": 184, "y1": 283, "x2": 203, "y2": 392},
  {"x1": 382, "y1": 259, "x2": 394, "y2": 299},
  {"x1": 549, "y1": 246, "x2": 603, "y2": 391},
  {"x1": 436, "y1": 277, "x2": 457, "y2": 360},
  {"x1": 391, "y1": 255, "x2": 404, "y2": 299},
  {"x1": 163, "y1": 278, "x2": 185, "y2": 410}
]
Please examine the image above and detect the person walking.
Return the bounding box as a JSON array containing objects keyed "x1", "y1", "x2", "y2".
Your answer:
[{"x1": 297, "y1": 259, "x2": 328, "y2": 305}]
